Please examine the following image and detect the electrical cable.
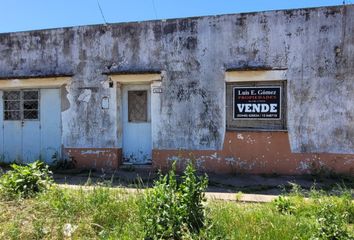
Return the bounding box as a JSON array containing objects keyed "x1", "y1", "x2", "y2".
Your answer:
[
  {"x1": 151, "y1": 0, "x2": 158, "y2": 19},
  {"x1": 96, "y1": 0, "x2": 108, "y2": 24}
]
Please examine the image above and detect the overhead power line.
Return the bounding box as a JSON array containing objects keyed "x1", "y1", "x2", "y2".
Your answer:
[
  {"x1": 96, "y1": 0, "x2": 108, "y2": 24},
  {"x1": 151, "y1": 0, "x2": 158, "y2": 19}
]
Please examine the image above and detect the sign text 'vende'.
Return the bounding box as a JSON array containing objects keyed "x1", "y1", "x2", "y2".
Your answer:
[{"x1": 233, "y1": 86, "x2": 281, "y2": 119}]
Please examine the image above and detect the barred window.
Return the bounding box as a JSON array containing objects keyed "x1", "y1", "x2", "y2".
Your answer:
[
  {"x1": 3, "y1": 90, "x2": 39, "y2": 121},
  {"x1": 4, "y1": 91, "x2": 21, "y2": 120},
  {"x1": 128, "y1": 90, "x2": 147, "y2": 122}
]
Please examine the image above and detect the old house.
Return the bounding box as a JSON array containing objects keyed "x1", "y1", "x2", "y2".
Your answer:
[{"x1": 0, "y1": 5, "x2": 353, "y2": 175}]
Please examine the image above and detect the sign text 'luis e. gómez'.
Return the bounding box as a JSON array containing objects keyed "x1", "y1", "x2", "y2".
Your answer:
[{"x1": 233, "y1": 87, "x2": 281, "y2": 119}]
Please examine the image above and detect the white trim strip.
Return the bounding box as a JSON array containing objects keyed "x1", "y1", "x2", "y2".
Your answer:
[
  {"x1": 0, "y1": 77, "x2": 70, "y2": 89},
  {"x1": 109, "y1": 73, "x2": 161, "y2": 83},
  {"x1": 225, "y1": 70, "x2": 286, "y2": 82}
]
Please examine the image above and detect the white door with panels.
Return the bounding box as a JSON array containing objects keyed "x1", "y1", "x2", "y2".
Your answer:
[
  {"x1": 122, "y1": 84, "x2": 152, "y2": 164},
  {"x1": 0, "y1": 89, "x2": 61, "y2": 164}
]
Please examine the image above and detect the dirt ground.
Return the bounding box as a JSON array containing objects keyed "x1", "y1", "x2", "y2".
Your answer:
[{"x1": 53, "y1": 167, "x2": 354, "y2": 195}]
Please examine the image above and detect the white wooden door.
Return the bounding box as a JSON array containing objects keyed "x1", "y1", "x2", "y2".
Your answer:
[
  {"x1": 0, "y1": 89, "x2": 61, "y2": 164},
  {"x1": 122, "y1": 85, "x2": 152, "y2": 164}
]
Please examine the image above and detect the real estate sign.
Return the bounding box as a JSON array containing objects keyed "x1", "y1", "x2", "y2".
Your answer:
[{"x1": 233, "y1": 86, "x2": 281, "y2": 119}]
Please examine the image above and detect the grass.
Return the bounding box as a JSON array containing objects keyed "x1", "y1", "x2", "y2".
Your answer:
[
  {"x1": 208, "y1": 201, "x2": 315, "y2": 239},
  {"x1": 0, "y1": 185, "x2": 353, "y2": 239},
  {"x1": 0, "y1": 187, "x2": 144, "y2": 239}
]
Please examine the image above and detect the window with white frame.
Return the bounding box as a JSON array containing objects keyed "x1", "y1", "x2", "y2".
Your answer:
[{"x1": 3, "y1": 90, "x2": 39, "y2": 120}]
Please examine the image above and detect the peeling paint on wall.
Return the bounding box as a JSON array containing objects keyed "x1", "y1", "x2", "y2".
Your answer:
[
  {"x1": 0, "y1": 5, "x2": 353, "y2": 158},
  {"x1": 78, "y1": 89, "x2": 92, "y2": 103},
  {"x1": 153, "y1": 131, "x2": 354, "y2": 175}
]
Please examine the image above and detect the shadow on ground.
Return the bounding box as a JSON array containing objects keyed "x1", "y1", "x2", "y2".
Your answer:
[{"x1": 53, "y1": 168, "x2": 354, "y2": 196}]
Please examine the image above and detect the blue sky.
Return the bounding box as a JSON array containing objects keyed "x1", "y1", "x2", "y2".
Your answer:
[{"x1": 0, "y1": 0, "x2": 347, "y2": 33}]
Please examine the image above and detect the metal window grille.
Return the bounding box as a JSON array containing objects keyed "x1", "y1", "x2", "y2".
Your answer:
[
  {"x1": 128, "y1": 90, "x2": 147, "y2": 122},
  {"x1": 3, "y1": 90, "x2": 39, "y2": 121},
  {"x1": 4, "y1": 91, "x2": 21, "y2": 120}
]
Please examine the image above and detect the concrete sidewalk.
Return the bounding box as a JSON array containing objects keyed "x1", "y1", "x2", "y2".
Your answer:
[
  {"x1": 58, "y1": 184, "x2": 278, "y2": 203},
  {"x1": 206, "y1": 192, "x2": 277, "y2": 203}
]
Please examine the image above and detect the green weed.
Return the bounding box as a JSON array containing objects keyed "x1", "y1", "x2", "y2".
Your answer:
[
  {"x1": 273, "y1": 196, "x2": 297, "y2": 214},
  {"x1": 0, "y1": 161, "x2": 52, "y2": 199},
  {"x1": 311, "y1": 202, "x2": 353, "y2": 240},
  {"x1": 142, "y1": 162, "x2": 208, "y2": 239}
]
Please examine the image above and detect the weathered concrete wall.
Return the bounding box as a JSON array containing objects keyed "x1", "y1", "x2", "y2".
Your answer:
[
  {"x1": 65, "y1": 148, "x2": 122, "y2": 169},
  {"x1": 0, "y1": 5, "x2": 353, "y2": 155},
  {"x1": 153, "y1": 132, "x2": 354, "y2": 175}
]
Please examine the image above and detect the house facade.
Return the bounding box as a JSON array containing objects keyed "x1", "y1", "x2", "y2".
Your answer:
[{"x1": 0, "y1": 5, "x2": 353, "y2": 174}]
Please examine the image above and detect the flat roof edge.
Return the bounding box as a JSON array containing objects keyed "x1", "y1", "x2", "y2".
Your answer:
[
  {"x1": 0, "y1": 4, "x2": 351, "y2": 35},
  {"x1": 0, "y1": 73, "x2": 73, "y2": 80}
]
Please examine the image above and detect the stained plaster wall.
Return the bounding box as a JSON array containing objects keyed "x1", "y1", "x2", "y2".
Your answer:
[{"x1": 0, "y1": 5, "x2": 353, "y2": 154}]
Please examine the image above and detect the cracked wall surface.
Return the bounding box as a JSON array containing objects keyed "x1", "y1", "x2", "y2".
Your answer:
[{"x1": 0, "y1": 5, "x2": 353, "y2": 154}]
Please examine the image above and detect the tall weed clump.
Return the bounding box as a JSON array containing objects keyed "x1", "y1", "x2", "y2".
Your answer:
[
  {"x1": 311, "y1": 202, "x2": 353, "y2": 240},
  {"x1": 0, "y1": 160, "x2": 53, "y2": 199},
  {"x1": 142, "y1": 162, "x2": 208, "y2": 239}
]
